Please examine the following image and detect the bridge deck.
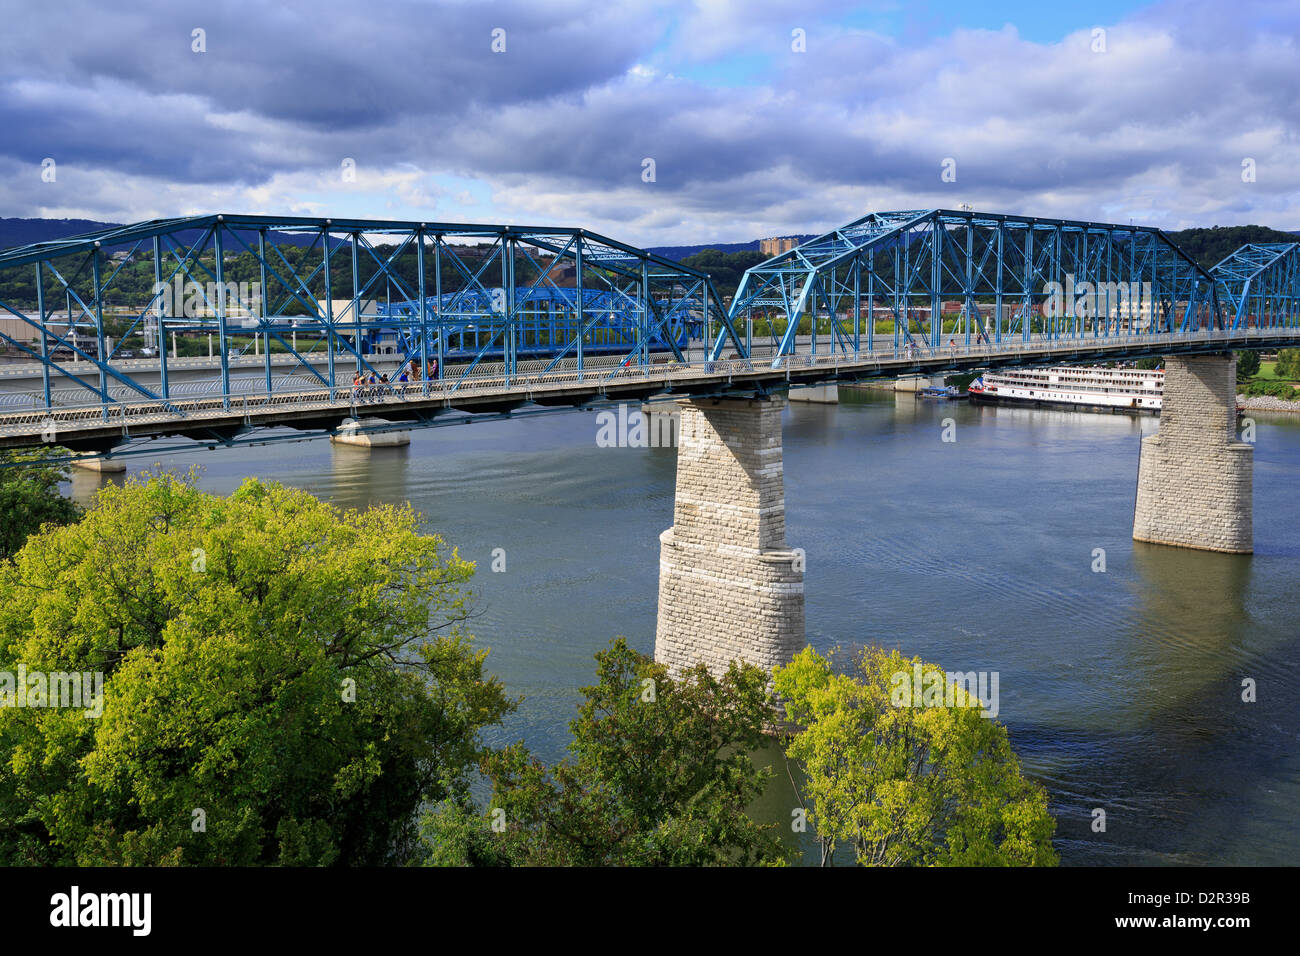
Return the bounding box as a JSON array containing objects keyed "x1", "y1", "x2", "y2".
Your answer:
[{"x1": 3, "y1": 329, "x2": 1295, "y2": 453}]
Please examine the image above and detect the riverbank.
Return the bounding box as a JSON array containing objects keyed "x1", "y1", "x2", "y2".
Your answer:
[{"x1": 1238, "y1": 393, "x2": 1300, "y2": 413}]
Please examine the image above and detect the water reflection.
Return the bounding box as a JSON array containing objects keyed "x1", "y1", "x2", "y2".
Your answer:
[
  {"x1": 328, "y1": 442, "x2": 412, "y2": 512},
  {"x1": 67, "y1": 463, "x2": 126, "y2": 508},
  {"x1": 1132, "y1": 540, "x2": 1251, "y2": 646}
]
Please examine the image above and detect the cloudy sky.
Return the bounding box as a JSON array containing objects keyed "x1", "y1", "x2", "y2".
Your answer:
[{"x1": 1, "y1": 0, "x2": 1296, "y2": 245}]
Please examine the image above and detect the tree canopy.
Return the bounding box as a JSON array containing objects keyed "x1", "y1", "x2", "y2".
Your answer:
[
  {"x1": 0, "y1": 472, "x2": 512, "y2": 865},
  {"x1": 0, "y1": 449, "x2": 82, "y2": 561},
  {"x1": 679, "y1": 248, "x2": 769, "y2": 298},
  {"x1": 773, "y1": 645, "x2": 1057, "y2": 866},
  {"x1": 1164, "y1": 224, "x2": 1300, "y2": 271},
  {"x1": 1275, "y1": 348, "x2": 1300, "y2": 380},
  {"x1": 0, "y1": 467, "x2": 1065, "y2": 868},
  {"x1": 1236, "y1": 350, "x2": 1261, "y2": 379},
  {"x1": 424, "y1": 638, "x2": 786, "y2": 866}
]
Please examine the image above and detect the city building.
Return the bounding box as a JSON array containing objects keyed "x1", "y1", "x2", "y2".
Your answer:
[{"x1": 759, "y1": 236, "x2": 800, "y2": 256}]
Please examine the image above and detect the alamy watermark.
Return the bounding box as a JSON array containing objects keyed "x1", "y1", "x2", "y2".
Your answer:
[
  {"x1": 890, "y1": 662, "x2": 999, "y2": 718},
  {"x1": 152, "y1": 277, "x2": 262, "y2": 319},
  {"x1": 0, "y1": 664, "x2": 104, "y2": 718},
  {"x1": 50, "y1": 886, "x2": 150, "y2": 936},
  {"x1": 1042, "y1": 273, "x2": 1151, "y2": 322},
  {"x1": 595, "y1": 404, "x2": 677, "y2": 448}
]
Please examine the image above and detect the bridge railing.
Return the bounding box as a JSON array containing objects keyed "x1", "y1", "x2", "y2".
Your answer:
[
  {"x1": 1, "y1": 324, "x2": 1268, "y2": 408},
  {"x1": 0, "y1": 326, "x2": 1291, "y2": 439}
]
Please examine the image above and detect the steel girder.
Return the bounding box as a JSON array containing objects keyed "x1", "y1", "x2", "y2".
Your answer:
[
  {"x1": 4, "y1": 210, "x2": 1298, "y2": 428},
  {"x1": 1210, "y1": 242, "x2": 1300, "y2": 331},
  {"x1": 375, "y1": 286, "x2": 708, "y2": 378},
  {"x1": 717, "y1": 209, "x2": 1222, "y2": 366},
  {"x1": 0, "y1": 215, "x2": 741, "y2": 412}
]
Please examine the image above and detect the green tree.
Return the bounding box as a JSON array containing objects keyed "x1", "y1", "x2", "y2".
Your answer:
[
  {"x1": 0, "y1": 472, "x2": 512, "y2": 865},
  {"x1": 1135, "y1": 357, "x2": 1162, "y2": 371},
  {"x1": 1275, "y1": 348, "x2": 1300, "y2": 381},
  {"x1": 1235, "y1": 351, "x2": 1261, "y2": 379},
  {"x1": 773, "y1": 645, "x2": 1057, "y2": 867},
  {"x1": 425, "y1": 638, "x2": 786, "y2": 866},
  {"x1": 1163, "y1": 224, "x2": 1300, "y2": 271},
  {"x1": 0, "y1": 449, "x2": 82, "y2": 560},
  {"x1": 680, "y1": 249, "x2": 769, "y2": 298}
]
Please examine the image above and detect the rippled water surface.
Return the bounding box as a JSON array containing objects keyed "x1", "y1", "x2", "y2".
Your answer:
[{"x1": 74, "y1": 388, "x2": 1300, "y2": 865}]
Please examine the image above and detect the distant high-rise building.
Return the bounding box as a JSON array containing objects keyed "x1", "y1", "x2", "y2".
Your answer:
[{"x1": 759, "y1": 236, "x2": 800, "y2": 256}]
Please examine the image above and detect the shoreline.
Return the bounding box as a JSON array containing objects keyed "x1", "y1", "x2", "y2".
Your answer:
[{"x1": 1237, "y1": 394, "x2": 1300, "y2": 414}]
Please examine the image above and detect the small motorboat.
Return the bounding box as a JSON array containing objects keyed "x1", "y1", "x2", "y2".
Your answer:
[{"x1": 918, "y1": 385, "x2": 962, "y2": 399}]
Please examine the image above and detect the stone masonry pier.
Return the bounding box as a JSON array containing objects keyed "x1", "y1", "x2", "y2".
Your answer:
[
  {"x1": 1133, "y1": 354, "x2": 1253, "y2": 554},
  {"x1": 654, "y1": 396, "x2": 805, "y2": 677}
]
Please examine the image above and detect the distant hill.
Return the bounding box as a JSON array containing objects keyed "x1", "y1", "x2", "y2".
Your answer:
[
  {"x1": 656, "y1": 226, "x2": 1300, "y2": 273},
  {"x1": 1163, "y1": 224, "x2": 1299, "y2": 270},
  {"x1": 649, "y1": 239, "x2": 760, "y2": 259},
  {"x1": 0, "y1": 217, "x2": 120, "y2": 249},
  {"x1": 648, "y1": 236, "x2": 816, "y2": 260}
]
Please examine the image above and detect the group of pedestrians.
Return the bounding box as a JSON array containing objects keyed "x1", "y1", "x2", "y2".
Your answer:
[
  {"x1": 902, "y1": 334, "x2": 991, "y2": 359},
  {"x1": 348, "y1": 357, "x2": 440, "y2": 402},
  {"x1": 350, "y1": 370, "x2": 393, "y2": 401}
]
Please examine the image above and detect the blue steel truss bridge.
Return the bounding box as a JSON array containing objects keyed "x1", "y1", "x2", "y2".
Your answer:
[{"x1": 0, "y1": 210, "x2": 1298, "y2": 458}]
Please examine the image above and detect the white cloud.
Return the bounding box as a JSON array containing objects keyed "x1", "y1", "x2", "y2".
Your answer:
[{"x1": 0, "y1": 0, "x2": 1296, "y2": 247}]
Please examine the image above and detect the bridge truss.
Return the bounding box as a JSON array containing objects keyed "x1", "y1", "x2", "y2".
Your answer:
[
  {"x1": 374, "y1": 285, "x2": 710, "y2": 370},
  {"x1": 0, "y1": 215, "x2": 740, "y2": 411},
  {"x1": 2, "y1": 209, "x2": 1300, "y2": 457},
  {"x1": 1210, "y1": 242, "x2": 1300, "y2": 330},
  {"x1": 717, "y1": 208, "x2": 1242, "y2": 365}
]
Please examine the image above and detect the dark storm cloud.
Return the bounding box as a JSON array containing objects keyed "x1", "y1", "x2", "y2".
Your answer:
[
  {"x1": 0, "y1": 0, "x2": 653, "y2": 124},
  {"x1": 0, "y1": 0, "x2": 661, "y2": 179},
  {"x1": 0, "y1": 0, "x2": 1296, "y2": 240}
]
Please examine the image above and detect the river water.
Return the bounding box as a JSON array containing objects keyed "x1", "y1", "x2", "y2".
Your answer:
[{"x1": 70, "y1": 388, "x2": 1300, "y2": 866}]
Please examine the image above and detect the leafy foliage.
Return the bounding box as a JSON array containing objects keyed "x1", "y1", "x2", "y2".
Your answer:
[
  {"x1": 0, "y1": 449, "x2": 82, "y2": 561},
  {"x1": 1239, "y1": 379, "x2": 1299, "y2": 401},
  {"x1": 680, "y1": 248, "x2": 770, "y2": 298},
  {"x1": 0, "y1": 472, "x2": 512, "y2": 865},
  {"x1": 773, "y1": 645, "x2": 1057, "y2": 867},
  {"x1": 425, "y1": 638, "x2": 786, "y2": 866},
  {"x1": 1164, "y1": 225, "x2": 1300, "y2": 271},
  {"x1": 1235, "y1": 351, "x2": 1261, "y2": 379},
  {"x1": 1275, "y1": 348, "x2": 1300, "y2": 381},
  {"x1": 1239, "y1": 350, "x2": 1300, "y2": 398}
]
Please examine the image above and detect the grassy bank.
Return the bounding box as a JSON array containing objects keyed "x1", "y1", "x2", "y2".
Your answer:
[{"x1": 1240, "y1": 358, "x2": 1300, "y2": 400}]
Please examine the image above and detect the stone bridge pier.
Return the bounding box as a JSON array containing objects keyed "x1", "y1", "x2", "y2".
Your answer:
[
  {"x1": 1133, "y1": 353, "x2": 1253, "y2": 553},
  {"x1": 654, "y1": 396, "x2": 805, "y2": 677}
]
